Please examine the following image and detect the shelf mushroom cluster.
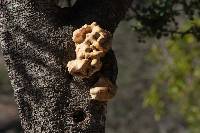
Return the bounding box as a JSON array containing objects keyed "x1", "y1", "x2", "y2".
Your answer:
[{"x1": 67, "y1": 22, "x2": 117, "y2": 101}]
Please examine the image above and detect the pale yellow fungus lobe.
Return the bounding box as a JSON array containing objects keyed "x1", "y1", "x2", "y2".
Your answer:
[
  {"x1": 67, "y1": 22, "x2": 112, "y2": 78},
  {"x1": 90, "y1": 76, "x2": 117, "y2": 101}
]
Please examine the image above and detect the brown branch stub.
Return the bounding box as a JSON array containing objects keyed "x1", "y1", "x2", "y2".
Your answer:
[{"x1": 67, "y1": 22, "x2": 112, "y2": 78}]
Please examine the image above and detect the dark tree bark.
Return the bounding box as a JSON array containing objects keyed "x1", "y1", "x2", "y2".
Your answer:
[{"x1": 0, "y1": 0, "x2": 133, "y2": 132}]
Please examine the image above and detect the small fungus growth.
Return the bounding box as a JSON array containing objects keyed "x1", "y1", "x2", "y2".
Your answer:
[{"x1": 90, "y1": 76, "x2": 117, "y2": 101}]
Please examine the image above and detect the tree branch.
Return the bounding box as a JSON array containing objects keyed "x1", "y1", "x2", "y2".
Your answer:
[{"x1": 0, "y1": 0, "x2": 133, "y2": 132}]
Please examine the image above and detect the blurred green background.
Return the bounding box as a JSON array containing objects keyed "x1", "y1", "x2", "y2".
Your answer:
[{"x1": 0, "y1": 44, "x2": 21, "y2": 132}]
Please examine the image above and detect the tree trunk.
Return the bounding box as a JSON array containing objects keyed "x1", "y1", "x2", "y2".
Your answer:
[{"x1": 0, "y1": 0, "x2": 132, "y2": 132}]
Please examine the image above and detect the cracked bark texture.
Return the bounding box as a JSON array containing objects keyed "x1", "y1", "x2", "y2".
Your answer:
[{"x1": 0, "y1": 0, "x2": 133, "y2": 132}]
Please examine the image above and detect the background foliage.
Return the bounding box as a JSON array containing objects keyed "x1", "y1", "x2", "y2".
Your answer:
[
  {"x1": 144, "y1": 19, "x2": 200, "y2": 133},
  {"x1": 128, "y1": 0, "x2": 200, "y2": 39},
  {"x1": 127, "y1": 0, "x2": 200, "y2": 132}
]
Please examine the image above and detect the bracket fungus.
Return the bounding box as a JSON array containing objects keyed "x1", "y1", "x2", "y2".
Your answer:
[
  {"x1": 67, "y1": 22, "x2": 112, "y2": 78},
  {"x1": 90, "y1": 76, "x2": 117, "y2": 101},
  {"x1": 67, "y1": 22, "x2": 117, "y2": 101}
]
